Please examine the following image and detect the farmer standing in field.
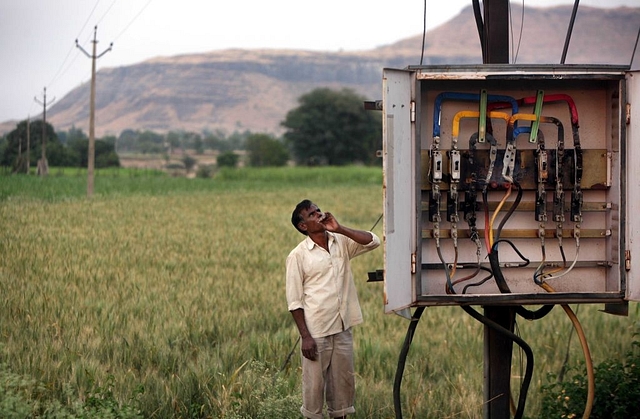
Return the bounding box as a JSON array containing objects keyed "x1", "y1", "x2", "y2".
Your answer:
[{"x1": 286, "y1": 199, "x2": 380, "y2": 419}]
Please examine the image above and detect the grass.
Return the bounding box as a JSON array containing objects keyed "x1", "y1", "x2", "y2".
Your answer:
[{"x1": 0, "y1": 166, "x2": 638, "y2": 418}]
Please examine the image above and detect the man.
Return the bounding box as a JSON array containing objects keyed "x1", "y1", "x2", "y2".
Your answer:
[{"x1": 286, "y1": 199, "x2": 380, "y2": 419}]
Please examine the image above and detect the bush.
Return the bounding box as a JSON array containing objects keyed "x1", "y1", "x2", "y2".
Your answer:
[
  {"x1": 224, "y1": 361, "x2": 300, "y2": 419},
  {"x1": 182, "y1": 155, "x2": 197, "y2": 173},
  {"x1": 0, "y1": 365, "x2": 143, "y2": 418},
  {"x1": 245, "y1": 134, "x2": 289, "y2": 167},
  {"x1": 196, "y1": 164, "x2": 215, "y2": 178},
  {"x1": 540, "y1": 338, "x2": 640, "y2": 419},
  {"x1": 217, "y1": 152, "x2": 239, "y2": 168}
]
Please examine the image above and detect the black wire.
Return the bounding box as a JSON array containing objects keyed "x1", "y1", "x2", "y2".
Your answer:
[
  {"x1": 420, "y1": 0, "x2": 427, "y2": 66},
  {"x1": 561, "y1": 0, "x2": 581, "y2": 64},
  {"x1": 278, "y1": 335, "x2": 300, "y2": 374},
  {"x1": 393, "y1": 306, "x2": 425, "y2": 419},
  {"x1": 436, "y1": 245, "x2": 454, "y2": 294},
  {"x1": 472, "y1": 0, "x2": 486, "y2": 62},
  {"x1": 461, "y1": 266, "x2": 494, "y2": 294},
  {"x1": 461, "y1": 305, "x2": 533, "y2": 419},
  {"x1": 489, "y1": 239, "x2": 529, "y2": 294},
  {"x1": 493, "y1": 239, "x2": 530, "y2": 268},
  {"x1": 516, "y1": 304, "x2": 555, "y2": 321},
  {"x1": 511, "y1": 0, "x2": 525, "y2": 64},
  {"x1": 370, "y1": 213, "x2": 383, "y2": 231},
  {"x1": 630, "y1": 21, "x2": 640, "y2": 69},
  {"x1": 496, "y1": 181, "x2": 523, "y2": 242}
]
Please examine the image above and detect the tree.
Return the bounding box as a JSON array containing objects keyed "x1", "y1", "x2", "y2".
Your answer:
[
  {"x1": 138, "y1": 130, "x2": 164, "y2": 154},
  {"x1": 282, "y1": 88, "x2": 381, "y2": 166},
  {"x1": 182, "y1": 155, "x2": 197, "y2": 173},
  {"x1": 203, "y1": 130, "x2": 230, "y2": 152},
  {"x1": 245, "y1": 133, "x2": 289, "y2": 167},
  {"x1": 217, "y1": 151, "x2": 239, "y2": 168},
  {"x1": 118, "y1": 129, "x2": 138, "y2": 153},
  {"x1": 57, "y1": 126, "x2": 87, "y2": 146},
  {"x1": 2, "y1": 119, "x2": 59, "y2": 172},
  {"x1": 63, "y1": 129, "x2": 119, "y2": 168}
]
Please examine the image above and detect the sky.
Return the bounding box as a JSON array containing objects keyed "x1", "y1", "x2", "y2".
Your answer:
[{"x1": 1, "y1": 0, "x2": 639, "y2": 123}]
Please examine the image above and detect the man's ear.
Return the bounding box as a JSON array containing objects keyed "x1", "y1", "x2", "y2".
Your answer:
[{"x1": 298, "y1": 221, "x2": 308, "y2": 233}]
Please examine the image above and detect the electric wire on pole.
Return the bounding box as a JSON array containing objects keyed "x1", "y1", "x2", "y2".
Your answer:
[
  {"x1": 34, "y1": 87, "x2": 55, "y2": 177},
  {"x1": 76, "y1": 25, "x2": 113, "y2": 197}
]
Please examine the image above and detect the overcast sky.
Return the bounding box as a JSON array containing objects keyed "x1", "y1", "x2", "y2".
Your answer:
[{"x1": 1, "y1": 0, "x2": 639, "y2": 123}]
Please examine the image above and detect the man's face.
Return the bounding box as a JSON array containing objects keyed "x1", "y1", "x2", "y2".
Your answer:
[{"x1": 299, "y1": 203, "x2": 325, "y2": 234}]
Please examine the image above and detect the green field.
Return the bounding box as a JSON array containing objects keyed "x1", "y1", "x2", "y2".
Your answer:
[{"x1": 1, "y1": 167, "x2": 637, "y2": 418}]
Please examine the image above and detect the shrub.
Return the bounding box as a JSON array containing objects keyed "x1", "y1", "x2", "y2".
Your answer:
[
  {"x1": 540, "y1": 338, "x2": 640, "y2": 419},
  {"x1": 196, "y1": 164, "x2": 215, "y2": 178},
  {"x1": 217, "y1": 151, "x2": 239, "y2": 168},
  {"x1": 223, "y1": 360, "x2": 300, "y2": 419},
  {"x1": 0, "y1": 364, "x2": 143, "y2": 419}
]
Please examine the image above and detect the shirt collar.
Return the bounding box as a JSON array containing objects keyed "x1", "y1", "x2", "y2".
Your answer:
[{"x1": 304, "y1": 231, "x2": 335, "y2": 250}]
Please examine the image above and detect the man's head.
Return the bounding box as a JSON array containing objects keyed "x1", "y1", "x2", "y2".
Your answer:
[{"x1": 291, "y1": 199, "x2": 324, "y2": 235}]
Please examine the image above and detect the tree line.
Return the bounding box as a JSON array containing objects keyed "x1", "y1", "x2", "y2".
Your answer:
[{"x1": 1, "y1": 88, "x2": 382, "y2": 172}]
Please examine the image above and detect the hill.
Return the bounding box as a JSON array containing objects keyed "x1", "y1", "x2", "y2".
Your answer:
[{"x1": 2, "y1": 4, "x2": 639, "y2": 137}]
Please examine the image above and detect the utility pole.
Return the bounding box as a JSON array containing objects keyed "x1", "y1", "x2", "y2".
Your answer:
[
  {"x1": 481, "y1": 1, "x2": 513, "y2": 419},
  {"x1": 34, "y1": 87, "x2": 55, "y2": 176},
  {"x1": 76, "y1": 26, "x2": 112, "y2": 197}
]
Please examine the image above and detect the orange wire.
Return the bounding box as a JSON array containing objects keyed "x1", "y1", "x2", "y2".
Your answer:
[{"x1": 489, "y1": 183, "x2": 512, "y2": 247}]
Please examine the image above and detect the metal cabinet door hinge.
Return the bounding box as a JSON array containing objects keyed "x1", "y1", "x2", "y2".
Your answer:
[
  {"x1": 411, "y1": 252, "x2": 416, "y2": 274},
  {"x1": 625, "y1": 250, "x2": 631, "y2": 271},
  {"x1": 410, "y1": 101, "x2": 416, "y2": 122}
]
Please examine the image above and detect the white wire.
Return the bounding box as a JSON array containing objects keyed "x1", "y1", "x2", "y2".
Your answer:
[{"x1": 542, "y1": 244, "x2": 580, "y2": 282}]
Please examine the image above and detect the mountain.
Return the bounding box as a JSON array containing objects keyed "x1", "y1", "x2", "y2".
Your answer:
[{"x1": 2, "y1": 5, "x2": 639, "y2": 137}]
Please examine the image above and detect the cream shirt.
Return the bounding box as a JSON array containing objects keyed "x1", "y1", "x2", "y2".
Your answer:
[{"x1": 286, "y1": 231, "x2": 380, "y2": 338}]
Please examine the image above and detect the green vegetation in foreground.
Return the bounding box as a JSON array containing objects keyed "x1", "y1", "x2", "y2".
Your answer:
[
  {"x1": 0, "y1": 167, "x2": 638, "y2": 418},
  {"x1": 0, "y1": 166, "x2": 383, "y2": 202}
]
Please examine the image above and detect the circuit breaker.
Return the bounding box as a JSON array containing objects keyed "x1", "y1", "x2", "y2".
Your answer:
[{"x1": 382, "y1": 65, "x2": 640, "y2": 314}]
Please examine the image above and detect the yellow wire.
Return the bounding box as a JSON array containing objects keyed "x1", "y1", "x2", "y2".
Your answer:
[
  {"x1": 540, "y1": 283, "x2": 594, "y2": 419},
  {"x1": 489, "y1": 184, "x2": 512, "y2": 247}
]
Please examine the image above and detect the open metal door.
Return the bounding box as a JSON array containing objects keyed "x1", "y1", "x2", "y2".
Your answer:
[
  {"x1": 382, "y1": 68, "x2": 419, "y2": 314},
  {"x1": 626, "y1": 70, "x2": 640, "y2": 301}
]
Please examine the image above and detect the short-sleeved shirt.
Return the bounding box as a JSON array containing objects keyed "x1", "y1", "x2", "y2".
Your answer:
[{"x1": 286, "y1": 231, "x2": 380, "y2": 338}]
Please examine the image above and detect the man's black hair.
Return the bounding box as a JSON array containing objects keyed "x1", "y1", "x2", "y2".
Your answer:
[{"x1": 291, "y1": 199, "x2": 313, "y2": 235}]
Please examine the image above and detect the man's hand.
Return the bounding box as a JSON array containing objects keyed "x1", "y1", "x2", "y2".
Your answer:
[
  {"x1": 320, "y1": 212, "x2": 339, "y2": 232},
  {"x1": 301, "y1": 335, "x2": 318, "y2": 360},
  {"x1": 291, "y1": 309, "x2": 317, "y2": 360},
  {"x1": 321, "y1": 211, "x2": 374, "y2": 245}
]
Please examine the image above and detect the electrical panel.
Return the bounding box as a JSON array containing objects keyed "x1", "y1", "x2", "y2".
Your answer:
[{"x1": 382, "y1": 65, "x2": 640, "y2": 314}]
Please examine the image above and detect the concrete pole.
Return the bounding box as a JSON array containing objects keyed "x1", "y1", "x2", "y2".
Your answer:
[
  {"x1": 76, "y1": 26, "x2": 112, "y2": 197},
  {"x1": 34, "y1": 87, "x2": 54, "y2": 176}
]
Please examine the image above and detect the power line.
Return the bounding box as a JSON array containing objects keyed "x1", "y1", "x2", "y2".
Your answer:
[
  {"x1": 77, "y1": 0, "x2": 103, "y2": 40},
  {"x1": 113, "y1": 0, "x2": 155, "y2": 42},
  {"x1": 95, "y1": 0, "x2": 118, "y2": 28},
  {"x1": 48, "y1": 0, "x2": 155, "y2": 94},
  {"x1": 47, "y1": 0, "x2": 102, "y2": 89}
]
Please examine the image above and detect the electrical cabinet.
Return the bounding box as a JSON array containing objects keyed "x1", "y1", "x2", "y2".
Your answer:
[{"x1": 382, "y1": 65, "x2": 640, "y2": 314}]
